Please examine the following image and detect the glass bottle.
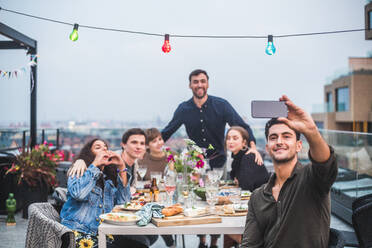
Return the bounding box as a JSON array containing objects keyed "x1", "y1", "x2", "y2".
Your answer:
[
  {"x1": 150, "y1": 178, "x2": 159, "y2": 202},
  {"x1": 6, "y1": 193, "x2": 16, "y2": 226}
]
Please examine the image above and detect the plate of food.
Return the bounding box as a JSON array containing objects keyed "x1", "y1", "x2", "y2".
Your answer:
[
  {"x1": 234, "y1": 204, "x2": 248, "y2": 212},
  {"x1": 241, "y1": 191, "x2": 252, "y2": 200},
  {"x1": 119, "y1": 202, "x2": 144, "y2": 211},
  {"x1": 100, "y1": 213, "x2": 140, "y2": 225}
]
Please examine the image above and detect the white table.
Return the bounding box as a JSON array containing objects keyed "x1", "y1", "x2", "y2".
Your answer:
[{"x1": 98, "y1": 216, "x2": 246, "y2": 248}]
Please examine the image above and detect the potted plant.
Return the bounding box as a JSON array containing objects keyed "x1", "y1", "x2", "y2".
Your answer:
[{"x1": 6, "y1": 142, "x2": 63, "y2": 218}]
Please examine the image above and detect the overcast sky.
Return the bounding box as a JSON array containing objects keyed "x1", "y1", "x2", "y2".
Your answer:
[{"x1": 0, "y1": 0, "x2": 370, "y2": 126}]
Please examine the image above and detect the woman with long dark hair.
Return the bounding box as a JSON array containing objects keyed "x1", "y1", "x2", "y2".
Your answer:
[
  {"x1": 226, "y1": 126, "x2": 269, "y2": 191},
  {"x1": 60, "y1": 139, "x2": 135, "y2": 248},
  {"x1": 224, "y1": 127, "x2": 270, "y2": 247}
]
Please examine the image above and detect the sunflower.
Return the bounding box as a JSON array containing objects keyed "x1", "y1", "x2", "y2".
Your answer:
[
  {"x1": 73, "y1": 230, "x2": 81, "y2": 238},
  {"x1": 78, "y1": 238, "x2": 94, "y2": 248}
]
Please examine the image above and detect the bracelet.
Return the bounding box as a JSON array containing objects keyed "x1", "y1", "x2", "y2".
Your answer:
[{"x1": 117, "y1": 168, "x2": 128, "y2": 173}]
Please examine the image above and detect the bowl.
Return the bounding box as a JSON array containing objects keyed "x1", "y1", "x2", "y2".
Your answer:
[{"x1": 194, "y1": 187, "x2": 206, "y2": 200}]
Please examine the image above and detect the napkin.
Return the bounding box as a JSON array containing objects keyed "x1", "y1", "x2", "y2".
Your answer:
[{"x1": 136, "y1": 203, "x2": 164, "y2": 226}]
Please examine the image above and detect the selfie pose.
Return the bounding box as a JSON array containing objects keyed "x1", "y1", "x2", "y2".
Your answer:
[{"x1": 241, "y1": 95, "x2": 338, "y2": 248}]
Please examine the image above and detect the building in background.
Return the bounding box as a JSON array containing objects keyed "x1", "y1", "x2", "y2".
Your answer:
[{"x1": 312, "y1": 57, "x2": 372, "y2": 132}]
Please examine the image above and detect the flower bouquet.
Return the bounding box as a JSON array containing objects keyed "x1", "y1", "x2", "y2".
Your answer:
[{"x1": 165, "y1": 139, "x2": 214, "y2": 185}]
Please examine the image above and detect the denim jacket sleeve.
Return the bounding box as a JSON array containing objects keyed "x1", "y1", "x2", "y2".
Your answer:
[
  {"x1": 115, "y1": 172, "x2": 131, "y2": 204},
  {"x1": 67, "y1": 164, "x2": 101, "y2": 201}
]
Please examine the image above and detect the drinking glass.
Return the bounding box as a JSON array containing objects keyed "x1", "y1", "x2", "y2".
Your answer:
[
  {"x1": 181, "y1": 184, "x2": 191, "y2": 208},
  {"x1": 206, "y1": 170, "x2": 219, "y2": 185},
  {"x1": 205, "y1": 185, "x2": 219, "y2": 214},
  {"x1": 150, "y1": 171, "x2": 162, "y2": 183},
  {"x1": 138, "y1": 165, "x2": 147, "y2": 181},
  {"x1": 214, "y1": 167, "x2": 224, "y2": 180},
  {"x1": 164, "y1": 169, "x2": 176, "y2": 206},
  {"x1": 229, "y1": 187, "x2": 242, "y2": 208}
]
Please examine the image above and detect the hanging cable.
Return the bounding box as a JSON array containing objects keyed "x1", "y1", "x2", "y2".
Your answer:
[{"x1": 0, "y1": 7, "x2": 367, "y2": 39}]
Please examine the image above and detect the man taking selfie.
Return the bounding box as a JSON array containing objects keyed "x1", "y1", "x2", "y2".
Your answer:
[{"x1": 241, "y1": 95, "x2": 338, "y2": 248}]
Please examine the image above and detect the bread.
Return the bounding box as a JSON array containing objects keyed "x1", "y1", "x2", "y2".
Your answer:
[
  {"x1": 217, "y1": 196, "x2": 232, "y2": 205},
  {"x1": 162, "y1": 203, "x2": 183, "y2": 217},
  {"x1": 223, "y1": 204, "x2": 235, "y2": 214}
]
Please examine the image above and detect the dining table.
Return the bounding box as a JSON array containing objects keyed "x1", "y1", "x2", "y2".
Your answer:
[
  {"x1": 98, "y1": 182, "x2": 248, "y2": 248},
  {"x1": 98, "y1": 214, "x2": 246, "y2": 248}
]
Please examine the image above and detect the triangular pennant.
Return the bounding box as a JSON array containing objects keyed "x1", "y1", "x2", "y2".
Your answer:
[
  {"x1": 3, "y1": 71, "x2": 7, "y2": 77},
  {"x1": 9, "y1": 72, "x2": 12, "y2": 78},
  {"x1": 14, "y1": 71, "x2": 18, "y2": 78}
]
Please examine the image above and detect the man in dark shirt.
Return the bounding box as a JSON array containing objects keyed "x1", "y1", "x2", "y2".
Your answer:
[
  {"x1": 162, "y1": 69, "x2": 262, "y2": 169},
  {"x1": 241, "y1": 95, "x2": 338, "y2": 248}
]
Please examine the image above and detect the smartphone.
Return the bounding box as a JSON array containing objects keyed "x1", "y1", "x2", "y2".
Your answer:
[{"x1": 251, "y1": 100, "x2": 288, "y2": 118}]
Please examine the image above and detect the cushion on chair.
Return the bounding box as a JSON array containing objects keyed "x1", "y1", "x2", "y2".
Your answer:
[
  {"x1": 25, "y1": 202, "x2": 74, "y2": 248},
  {"x1": 352, "y1": 201, "x2": 372, "y2": 248},
  {"x1": 329, "y1": 228, "x2": 345, "y2": 248},
  {"x1": 352, "y1": 193, "x2": 372, "y2": 212}
]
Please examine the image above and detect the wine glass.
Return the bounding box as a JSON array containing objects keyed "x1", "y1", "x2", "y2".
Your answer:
[
  {"x1": 205, "y1": 185, "x2": 219, "y2": 214},
  {"x1": 164, "y1": 169, "x2": 176, "y2": 206},
  {"x1": 138, "y1": 165, "x2": 147, "y2": 181},
  {"x1": 206, "y1": 170, "x2": 219, "y2": 185},
  {"x1": 150, "y1": 171, "x2": 162, "y2": 183},
  {"x1": 214, "y1": 167, "x2": 224, "y2": 181}
]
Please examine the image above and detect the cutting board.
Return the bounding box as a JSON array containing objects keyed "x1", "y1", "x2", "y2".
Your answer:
[
  {"x1": 152, "y1": 214, "x2": 222, "y2": 227},
  {"x1": 218, "y1": 211, "x2": 247, "y2": 217}
]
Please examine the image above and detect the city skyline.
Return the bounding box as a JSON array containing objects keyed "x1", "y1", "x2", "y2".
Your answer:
[{"x1": 0, "y1": 0, "x2": 371, "y2": 125}]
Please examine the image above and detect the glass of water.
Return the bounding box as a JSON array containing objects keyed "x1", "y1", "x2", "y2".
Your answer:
[{"x1": 205, "y1": 185, "x2": 219, "y2": 214}]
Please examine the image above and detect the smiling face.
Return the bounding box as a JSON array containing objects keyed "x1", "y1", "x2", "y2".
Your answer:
[
  {"x1": 122, "y1": 134, "x2": 146, "y2": 160},
  {"x1": 189, "y1": 73, "x2": 209, "y2": 99},
  {"x1": 265, "y1": 123, "x2": 302, "y2": 165},
  {"x1": 226, "y1": 129, "x2": 247, "y2": 155},
  {"x1": 91, "y1": 140, "x2": 108, "y2": 156},
  {"x1": 148, "y1": 135, "x2": 164, "y2": 154}
]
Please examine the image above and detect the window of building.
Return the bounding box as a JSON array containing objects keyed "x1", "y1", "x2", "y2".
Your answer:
[
  {"x1": 336, "y1": 87, "x2": 349, "y2": 112},
  {"x1": 315, "y1": 121, "x2": 324, "y2": 129},
  {"x1": 326, "y1": 92, "x2": 333, "y2": 112}
]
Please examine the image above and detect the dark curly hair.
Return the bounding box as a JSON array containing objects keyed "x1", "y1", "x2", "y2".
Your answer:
[{"x1": 73, "y1": 138, "x2": 118, "y2": 187}]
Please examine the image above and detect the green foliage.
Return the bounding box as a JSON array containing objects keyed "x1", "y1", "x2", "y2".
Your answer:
[{"x1": 6, "y1": 143, "x2": 63, "y2": 189}]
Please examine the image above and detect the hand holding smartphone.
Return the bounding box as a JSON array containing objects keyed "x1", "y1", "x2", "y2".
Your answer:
[{"x1": 251, "y1": 100, "x2": 288, "y2": 118}]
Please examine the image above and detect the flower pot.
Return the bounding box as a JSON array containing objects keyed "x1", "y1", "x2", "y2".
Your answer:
[{"x1": 20, "y1": 181, "x2": 48, "y2": 219}]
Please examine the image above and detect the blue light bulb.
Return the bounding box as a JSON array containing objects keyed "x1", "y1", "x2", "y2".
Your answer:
[{"x1": 265, "y1": 35, "x2": 276, "y2": 55}]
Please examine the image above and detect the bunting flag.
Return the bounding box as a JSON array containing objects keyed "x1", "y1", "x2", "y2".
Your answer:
[{"x1": 0, "y1": 54, "x2": 38, "y2": 80}]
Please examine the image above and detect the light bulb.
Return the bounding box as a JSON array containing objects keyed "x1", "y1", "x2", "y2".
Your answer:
[
  {"x1": 265, "y1": 35, "x2": 276, "y2": 55},
  {"x1": 69, "y1": 24, "x2": 79, "y2": 42},
  {"x1": 162, "y1": 34, "x2": 171, "y2": 53}
]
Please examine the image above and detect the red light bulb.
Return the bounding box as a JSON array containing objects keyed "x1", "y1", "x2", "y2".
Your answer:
[{"x1": 162, "y1": 34, "x2": 171, "y2": 53}]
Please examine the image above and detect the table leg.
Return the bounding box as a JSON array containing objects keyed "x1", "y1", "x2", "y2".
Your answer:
[
  {"x1": 98, "y1": 229, "x2": 107, "y2": 248},
  {"x1": 182, "y1": 234, "x2": 185, "y2": 248}
]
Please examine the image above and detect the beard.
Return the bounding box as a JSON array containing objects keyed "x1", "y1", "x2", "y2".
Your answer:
[
  {"x1": 192, "y1": 88, "x2": 206, "y2": 99},
  {"x1": 271, "y1": 153, "x2": 297, "y2": 165}
]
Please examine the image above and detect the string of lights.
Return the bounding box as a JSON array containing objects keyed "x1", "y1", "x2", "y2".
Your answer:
[{"x1": 0, "y1": 6, "x2": 367, "y2": 55}]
